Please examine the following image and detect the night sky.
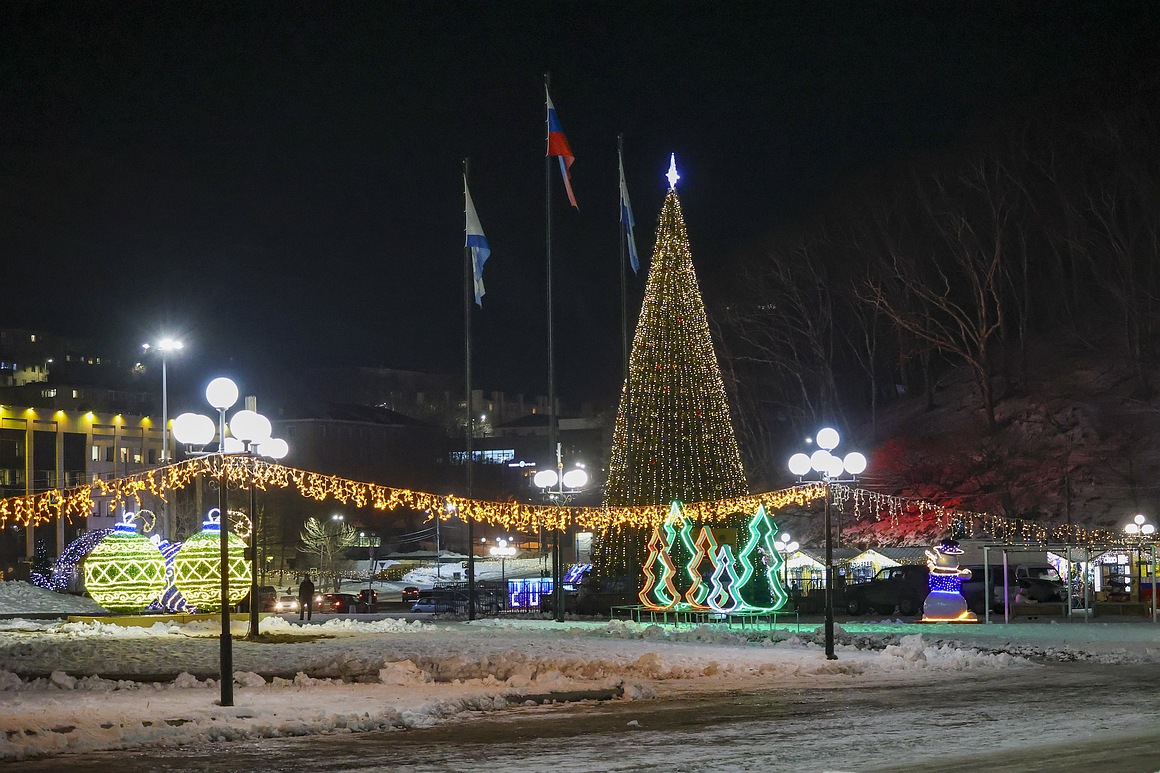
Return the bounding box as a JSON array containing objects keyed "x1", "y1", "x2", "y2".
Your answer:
[{"x1": 2, "y1": 2, "x2": 1154, "y2": 408}]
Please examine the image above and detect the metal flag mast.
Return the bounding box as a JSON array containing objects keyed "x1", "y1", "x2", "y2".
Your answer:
[
  {"x1": 544, "y1": 71, "x2": 563, "y2": 622},
  {"x1": 462, "y1": 158, "x2": 477, "y2": 620}
]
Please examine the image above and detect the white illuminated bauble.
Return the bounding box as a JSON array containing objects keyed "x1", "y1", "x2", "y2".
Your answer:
[
  {"x1": 1126, "y1": 524, "x2": 1140, "y2": 535},
  {"x1": 562, "y1": 468, "x2": 588, "y2": 489},
  {"x1": 263, "y1": 437, "x2": 289, "y2": 459},
  {"x1": 788, "y1": 453, "x2": 811, "y2": 477},
  {"x1": 533, "y1": 470, "x2": 558, "y2": 488},
  {"x1": 810, "y1": 449, "x2": 832, "y2": 473},
  {"x1": 1135, "y1": 514, "x2": 1147, "y2": 525},
  {"x1": 815, "y1": 427, "x2": 840, "y2": 451},
  {"x1": 1144, "y1": 524, "x2": 1156, "y2": 536},
  {"x1": 230, "y1": 410, "x2": 271, "y2": 444},
  {"x1": 826, "y1": 456, "x2": 845, "y2": 479},
  {"x1": 205, "y1": 377, "x2": 239, "y2": 410},
  {"x1": 173, "y1": 413, "x2": 215, "y2": 446},
  {"x1": 843, "y1": 452, "x2": 868, "y2": 476}
]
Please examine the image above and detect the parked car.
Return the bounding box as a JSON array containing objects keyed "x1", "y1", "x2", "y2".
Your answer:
[
  {"x1": 401, "y1": 586, "x2": 421, "y2": 603},
  {"x1": 959, "y1": 564, "x2": 1067, "y2": 612},
  {"x1": 356, "y1": 588, "x2": 378, "y2": 612},
  {"x1": 845, "y1": 565, "x2": 929, "y2": 616},
  {"x1": 238, "y1": 585, "x2": 278, "y2": 613},
  {"x1": 320, "y1": 593, "x2": 360, "y2": 613},
  {"x1": 274, "y1": 595, "x2": 300, "y2": 614},
  {"x1": 411, "y1": 590, "x2": 498, "y2": 614}
]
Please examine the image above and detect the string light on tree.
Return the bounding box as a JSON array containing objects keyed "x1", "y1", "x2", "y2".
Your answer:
[{"x1": 602, "y1": 155, "x2": 749, "y2": 578}]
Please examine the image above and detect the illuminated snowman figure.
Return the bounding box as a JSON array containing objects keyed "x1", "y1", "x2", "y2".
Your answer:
[{"x1": 921, "y1": 538, "x2": 977, "y2": 623}]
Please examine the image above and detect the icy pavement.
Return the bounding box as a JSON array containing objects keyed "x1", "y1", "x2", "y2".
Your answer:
[{"x1": 2, "y1": 580, "x2": 1159, "y2": 764}]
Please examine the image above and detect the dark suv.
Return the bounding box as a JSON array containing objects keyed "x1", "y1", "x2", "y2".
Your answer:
[{"x1": 845, "y1": 565, "x2": 929, "y2": 616}]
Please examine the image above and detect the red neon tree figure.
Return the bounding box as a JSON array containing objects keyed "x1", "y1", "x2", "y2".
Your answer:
[
  {"x1": 638, "y1": 522, "x2": 680, "y2": 609},
  {"x1": 685, "y1": 525, "x2": 720, "y2": 609}
]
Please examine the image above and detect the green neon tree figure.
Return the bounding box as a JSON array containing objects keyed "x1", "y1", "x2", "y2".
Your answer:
[
  {"x1": 668, "y1": 503, "x2": 696, "y2": 602},
  {"x1": 638, "y1": 523, "x2": 679, "y2": 609},
  {"x1": 707, "y1": 544, "x2": 742, "y2": 612},
  {"x1": 685, "y1": 525, "x2": 720, "y2": 609},
  {"x1": 734, "y1": 505, "x2": 789, "y2": 612}
]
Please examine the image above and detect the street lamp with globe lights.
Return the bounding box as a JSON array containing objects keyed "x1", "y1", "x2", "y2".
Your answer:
[
  {"x1": 533, "y1": 447, "x2": 589, "y2": 622},
  {"x1": 488, "y1": 537, "x2": 518, "y2": 607},
  {"x1": 1124, "y1": 514, "x2": 1157, "y2": 623},
  {"x1": 172, "y1": 377, "x2": 288, "y2": 703},
  {"x1": 773, "y1": 532, "x2": 800, "y2": 591},
  {"x1": 788, "y1": 427, "x2": 867, "y2": 660},
  {"x1": 229, "y1": 407, "x2": 288, "y2": 640}
]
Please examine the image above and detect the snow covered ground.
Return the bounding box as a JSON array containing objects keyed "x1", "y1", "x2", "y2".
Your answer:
[{"x1": 2, "y1": 581, "x2": 1159, "y2": 765}]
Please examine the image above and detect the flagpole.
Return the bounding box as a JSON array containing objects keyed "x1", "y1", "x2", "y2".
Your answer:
[
  {"x1": 462, "y1": 158, "x2": 477, "y2": 621},
  {"x1": 618, "y1": 134, "x2": 629, "y2": 383},
  {"x1": 544, "y1": 71, "x2": 563, "y2": 623}
]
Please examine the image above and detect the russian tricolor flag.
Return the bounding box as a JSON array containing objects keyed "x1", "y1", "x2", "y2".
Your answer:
[
  {"x1": 464, "y1": 177, "x2": 491, "y2": 306},
  {"x1": 546, "y1": 87, "x2": 578, "y2": 209}
]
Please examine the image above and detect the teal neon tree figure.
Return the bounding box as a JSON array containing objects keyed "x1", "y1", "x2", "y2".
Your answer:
[
  {"x1": 707, "y1": 544, "x2": 743, "y2": 612},
  {"x1": 734, "y1": 505, "x2": 789, "y2": 612}
]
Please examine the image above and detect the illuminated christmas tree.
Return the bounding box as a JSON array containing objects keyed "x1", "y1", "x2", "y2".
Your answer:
[
  {"x1": 707, "y1": 544, "x2": 742, "y2": 612},
  {"x1": 600, "y1": 156, "x2": 749, "y2": 576},
  {"x1": 734, "y1": 505, "x2": 789, "y2": 612}
]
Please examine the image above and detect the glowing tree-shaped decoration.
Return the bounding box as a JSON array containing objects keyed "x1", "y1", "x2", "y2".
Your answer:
[
  {"x1": 82, "y1": 513, "x2": 167, "y2": 613},
  {"x1": 707, "y1": 544, "x2": 743, "y2": 613},
  {"x1": 172, "y1": 509, "x2": 251, "y2": 612},
  {"x1": 921, "y1": 538, "x2": 977, "y2": 623},
  {"x1": 638, "y1": 522, "x2": 680, "y2": 609},
  {"x1": 685, "y1": 525, "x2": 721, "y2": 609},
  {"x1": 734, "y1": 505, "x2": 789, "y2": 612},
  {"x1": 600, "y1": 161, "x2": 748, "y2": 576}
]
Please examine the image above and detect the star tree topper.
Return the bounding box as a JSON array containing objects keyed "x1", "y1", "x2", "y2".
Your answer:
[{"x1": 666, "y1": 153, "x2": 680, "y2": 189}]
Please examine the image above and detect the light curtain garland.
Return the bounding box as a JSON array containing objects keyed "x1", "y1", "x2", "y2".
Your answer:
[
  {"x1": 0, "y1": 457, "x2": 825, "y2": 532},
  {"x1": 0, "y1": 459, "x2": 1129, "y2": 545}
]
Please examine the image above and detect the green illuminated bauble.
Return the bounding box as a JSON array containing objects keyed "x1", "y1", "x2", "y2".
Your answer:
[
  {"x1": 171, "y1": 511, "x2": 251, "y2": 611},
  {"x1": 83, "y1": 521, "x2": 167, "y2": 613}
]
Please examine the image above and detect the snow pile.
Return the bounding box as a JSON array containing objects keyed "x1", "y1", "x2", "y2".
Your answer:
[
  {"x1": 2, "y1": 614, "x2": 1158, "y2": 763},
  {"x1": 0, "y1": 581, "x2": 103, "y2": 615}
]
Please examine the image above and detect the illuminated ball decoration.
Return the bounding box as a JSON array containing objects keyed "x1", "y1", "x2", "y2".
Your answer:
[
  {"x1": 172, "y1": 509, "x2": 251, "y2": 611},
  {"x1": 82, "y1": 516, "x2": 167, "y2": 613}
]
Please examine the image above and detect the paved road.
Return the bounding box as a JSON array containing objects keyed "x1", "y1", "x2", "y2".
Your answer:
[{"x1": 13, "y1": 661, "x2": 1160, "y2": 772}]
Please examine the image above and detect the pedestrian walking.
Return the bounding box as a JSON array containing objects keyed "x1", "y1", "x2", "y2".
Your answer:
[{"x1": 298, "y1": 576, "x2": 315, "y2": 621}]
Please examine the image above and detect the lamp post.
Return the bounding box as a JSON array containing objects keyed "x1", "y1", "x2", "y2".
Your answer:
[
  {"x1": 1124, "y1": 514, "x2": 1157, "y2": 624},
  {"x1": 489, "y1": 537, "x2": 517, "y2": 608},
  {"x1": 171, "y1": 376, "x2": 239, "y2": 706},
  {"x1": 534, "y1": 445, "x2": 588, "y2": 622},
  {"x1": 229, "y1": 408, "x2": 288, "y2": 640},
  {"x1": 788, "y1": 427, "x2": 867, "y2": 660},
  {"x1": 143, "y1": 338, "x2": 184, "y2": 464},
  {"x1": 774, "y1": 532, "x2": 800, "y2": 591},
  {"x1": 143, "y1": 338, "x2": 183, "y2": 540}
]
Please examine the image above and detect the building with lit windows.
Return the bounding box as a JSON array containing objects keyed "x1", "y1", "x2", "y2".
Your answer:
[{"x1": 0, "y1": 403, "x2": 165, "y2": 576}]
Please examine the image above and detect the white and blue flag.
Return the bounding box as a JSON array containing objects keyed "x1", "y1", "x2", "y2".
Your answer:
[
  {"x1": 464, "y1": 177, "x2": 491, "y2": 306},
  {"x1": 619, "y1": 151, "x2": 639, "y2": 274}
]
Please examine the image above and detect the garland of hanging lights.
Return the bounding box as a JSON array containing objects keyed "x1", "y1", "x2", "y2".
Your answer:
[{"x1": 0, "y1": 460, "x2": 1131, "y2": 545}]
